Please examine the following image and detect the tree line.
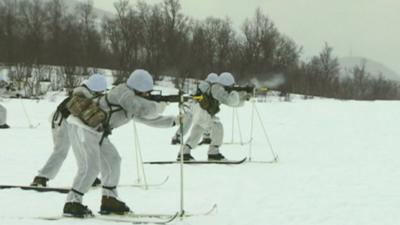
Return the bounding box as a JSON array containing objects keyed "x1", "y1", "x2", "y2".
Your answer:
[{"x1": 0, "y1": 0, "x2": 398, "y2": 99}]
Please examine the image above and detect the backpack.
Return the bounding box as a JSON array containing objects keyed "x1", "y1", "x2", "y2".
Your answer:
[
  {"x1": 66, "y1": 95, "x2": 107, "y2": 128},
  {"x1": 197, "y1": 86, "x2": 220, "y2": 116}
]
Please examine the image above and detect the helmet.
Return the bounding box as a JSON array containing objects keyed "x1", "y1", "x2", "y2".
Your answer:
[
  {"x1": 205, "y1": 73, "x2": 218, "y2": 83},
  {"x1": 86, "y1": 74, "x2": 107, "y2": 92},
  {"x1": 217, "y1": 72, "x2": 235, "y2": 86},
  {"x1": 127, "y1": 69, "x2": 153, "y2": 92}
]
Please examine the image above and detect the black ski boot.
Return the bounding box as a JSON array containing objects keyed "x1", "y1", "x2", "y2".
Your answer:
[
  {"x1": 92, "y1": 177, "x2": 101, "y2": 187},
  {"x1": 0, "y1": 124, "x2": 10, "y2": 129},
  {"x1": 176, "y1": 153, "x2": 195, "y2": 161},
  {"x1": 208, "y1": 153, "x2": 226, "y2": 161},
  {"x1": 171, "y1": 135, "x2": 181, "y2": 145},
  {"x1": 99, "y1": 196, "x2": 130, "y2": 215},
  {"x1": 30, "y1": 176, "x2": 48, "y2": 187},
  {"x1": 198, "y1": 138, "x2": 211, "y2": 145},
  {"x1": 63, "y1": 202, "x2": 93, "y2": 218}
]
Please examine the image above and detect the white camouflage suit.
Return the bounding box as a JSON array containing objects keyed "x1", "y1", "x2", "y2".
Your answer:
[
  {"x1": 182, "y1": 82, "x2": 243, "y2": 156},
  {"x1": 66, "y1": 84, "x2": 176, "y2": 203},
  {"x1": 36, "y1": 101, "x2": 72, "y2": 180},
  {"x1": 172, "y1": 76, "x2": 218, "y2": 142}
]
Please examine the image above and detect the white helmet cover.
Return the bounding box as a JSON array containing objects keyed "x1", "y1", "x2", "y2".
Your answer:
[
  {"x1": 217, "y1": 72, "x2": 235, "y2": 86},
  {"x1": 127, "y1": 69, "x2": 154, "y2": 92},
  {"x1": 86, "y1": 73, "x2": 107, "y2": 92},
  {"x1": 205, "y1": 73, "x2": 218, "y2": 83}
]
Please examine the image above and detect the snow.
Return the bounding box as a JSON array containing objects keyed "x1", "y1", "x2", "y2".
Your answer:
[{"x1": 1, "y1": 94, "x2": 399, "y2": 225}]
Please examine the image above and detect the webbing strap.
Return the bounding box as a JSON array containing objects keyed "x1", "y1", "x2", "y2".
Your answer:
[
  {"x1": 99, "y1": 94, "x2": 126, "y2": 145},
  {"x1": 71, "y1": 189, "x2": 84, "y2": 196},
  {"x1": 102, "y1": 185, "x2": 117, "y2": 190}
]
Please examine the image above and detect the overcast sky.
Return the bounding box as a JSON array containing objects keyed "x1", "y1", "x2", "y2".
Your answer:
[{"x1": 88, "y1": 0, "x2": 400, "y2": 74}]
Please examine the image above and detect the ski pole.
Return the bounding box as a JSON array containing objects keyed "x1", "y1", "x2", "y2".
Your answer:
[
  {"x1": 19, "y1": 97, "x2": 34, "y2": 128},
  {"x1": 248, "y1": 90, "x2": 256, "y2": 161},
  {"x1": 234, "y1": 108, "x2": 244, "y2": 145},
  {"x1": 132, "y1": 119, "x2": 149, "y2": 189},
  {"x1": 178, "y1": 90, "x2": 186, "y2": 218},
  {"x1": 230, "y1": 108, "x2": 235, "y2": 143},
  {"x1": 253, "y1": 102, "x2": 278, "y2": 162}
]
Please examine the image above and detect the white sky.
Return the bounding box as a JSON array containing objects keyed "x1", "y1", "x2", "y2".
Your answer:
[{"x1": 89, "y1": 0, "x2": 400, "y2": 74}]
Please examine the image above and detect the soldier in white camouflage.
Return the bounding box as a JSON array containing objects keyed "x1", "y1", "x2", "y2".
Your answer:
[
  {"x1": 30, "y1": 74, "x2": 105, "y2": 187},
  {"x1": 178, "y1": 72, "x2": 249, "y2": 161},
  {"x1": 63, "y1": 69, "x2": 181, "y2": 218},
  {"x1": 170, "y1": 72, "x2": 219, "y2": 145}
]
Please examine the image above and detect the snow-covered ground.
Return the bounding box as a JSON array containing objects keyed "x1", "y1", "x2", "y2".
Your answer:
[{"x1": 1, "y1": 93, "x2": 399, "y2": 225}]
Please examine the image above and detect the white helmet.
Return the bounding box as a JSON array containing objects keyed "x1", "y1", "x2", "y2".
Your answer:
[
  {"x1": 205, "y1": 73, "x2": 218, "y2": 83},
  {"x1": 127, "y1": 69, "x2": 153, "y2": 92},
  {"x1": 86, "y1": 74, "x2": 107, "y2": 92},
  {"x1": 217, "y1": 72, "x2": 235, "y2": 86}
]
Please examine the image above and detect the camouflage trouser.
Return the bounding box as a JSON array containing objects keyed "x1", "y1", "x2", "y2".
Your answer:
[
  {"x1": 66, "y1": 120, "x2": 121, "y2": 203},
  {"x1": 183, "y1": 103, "x2": 223, "y2": 155},
  {"x1": 38, "y1": 119, "x2": 71, "y2": 179}
]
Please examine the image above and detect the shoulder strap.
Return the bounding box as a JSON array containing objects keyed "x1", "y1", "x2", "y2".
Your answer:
[
  {"x1": 99, "y1": 94, "x2": 126, "y2": 145},
  {"x1": 52, "y1": 96, "x2": 72, "y2": 128}
]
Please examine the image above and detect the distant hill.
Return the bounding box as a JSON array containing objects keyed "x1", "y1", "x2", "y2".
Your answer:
[{"x1": 338, "y1": 57, "x2": 400, "y2": 81}]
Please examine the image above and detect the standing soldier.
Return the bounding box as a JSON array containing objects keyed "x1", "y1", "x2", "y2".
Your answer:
[
  {"x1": 177, "y1": 72, "x2": 249, "y2": 161},
  {"x1": 170, "y1": 73, "x2": 219, "y2": 145},
  {"x1": 63, "y1": 69, "x2": 181, "y2": 218}
]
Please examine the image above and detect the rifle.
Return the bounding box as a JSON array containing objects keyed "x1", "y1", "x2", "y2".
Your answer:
[
  {"x1": 225, "y1": 85, "x2": 255, "y2": 93},
  {"x1": 225, "y1": 85, "x2": 269, "y2": 95},
  {"x1": 146, "y1": 90, "x2": 203, "y2": 103}
]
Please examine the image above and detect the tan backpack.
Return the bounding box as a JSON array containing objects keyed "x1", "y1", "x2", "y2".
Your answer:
[{"x1": 66, "y1": 95, "x2": 107, "y2": 128}]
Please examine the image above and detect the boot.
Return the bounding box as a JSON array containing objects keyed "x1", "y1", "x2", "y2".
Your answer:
[
  {"x1": 100, "y1": 196, "x2": 130, "y2": 215},
  {"x1": 99, "y1": 195, "x2": 130, "y2": 215},
  {"x1": 0, "y1": 124, "x2": 10, "y2": 129},
  {"x1": 176, "y1": 153, "x2": 195, "y2": 161},
  {"x1": 30, "y1": 176, "x2": 48, "y2": 187},
  {"x1": 63, "y1": 202, "x2": 93, "y2": 218},
  {"x1": 92, "y1": 177, "x2": 101, "y2": 187},
  {"x1": 171, "y1": 135, "x2": 181, "y2": 145},
  {"x1": 208, "y1": 153, "x2": 226, "y2": 161}
]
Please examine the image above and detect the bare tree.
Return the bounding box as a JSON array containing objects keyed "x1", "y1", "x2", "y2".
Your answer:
[
  {"x1": 0, "y1": 0, "x2": 21, "y2": 65},
  {"x1": 306, "y1": 43, "x2": 340, "y2": 97},
  {"x1": 45, "y1": 0, "x2": 66, "y2": 65},
  {"x1": 103, "y1": 0, "x2": 142, "y2": 83},
  {"x1": 75, "y1": 0, "x2": 98, "y2": 69},
  {"x1": 18, "y1": 0, "x2": 47, "y2": 64},
  {"x1": 241, "y1": 8, "x2": 279, "y2": 78}
]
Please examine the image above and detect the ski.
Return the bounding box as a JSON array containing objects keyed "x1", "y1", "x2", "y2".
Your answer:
[
  {"x1": 0, "y1": 185, "x2": 69, "y2": 193},
  {"x1": 181, "y1": 203, "x2": 218, "y2": 217},
  {"x1": 144, "y1": 157, "x2": 247, "y2": 165},
  {"x1": 0, "y1": 177, "x2": 170, "y2": 194},
  {"x1": 37, "y1": 212, "x2": 179, "y2": 224},
  {"x1": 246, "y1": 160, "x2": 278, "y2": 164},
  {"x1": 123, "y1": 203, "x2": 217, "y2": 218},
  {"x1": 119, "y1": 176, "x2": 169, "y2": 188},
  {"x1": 223, "y1": 139, "x2": 252, "y2": 145}
]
